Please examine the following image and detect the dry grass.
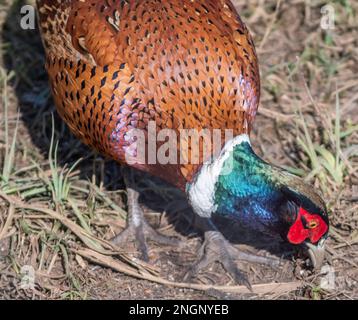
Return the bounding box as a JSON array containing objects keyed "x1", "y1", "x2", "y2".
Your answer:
[{"x1": 0, "y1": 0, "x2": 357, "y2": 300}]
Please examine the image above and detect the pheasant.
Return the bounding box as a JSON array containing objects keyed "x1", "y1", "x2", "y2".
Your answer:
[{"x1": 36, "y1": 0, "x2": 329, "y2": 286}]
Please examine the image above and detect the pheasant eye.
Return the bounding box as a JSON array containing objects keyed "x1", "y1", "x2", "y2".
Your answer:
[{"x1": 308, "y1": 220, "x2": 319, "y2": 229}]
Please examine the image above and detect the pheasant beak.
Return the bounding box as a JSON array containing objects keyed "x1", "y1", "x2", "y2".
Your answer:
[{"x1": 305, "y1": 238, "x2": 326, "y2": 270}]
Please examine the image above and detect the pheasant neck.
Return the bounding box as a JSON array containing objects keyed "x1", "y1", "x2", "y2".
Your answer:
[{"x1": 187, "y1": 135, "x2": 282, "y2": 225}]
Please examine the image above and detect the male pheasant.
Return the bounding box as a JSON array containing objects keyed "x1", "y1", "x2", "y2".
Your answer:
[{"x1": 36, "y1": 0, "x2": 329, "y2": 286}]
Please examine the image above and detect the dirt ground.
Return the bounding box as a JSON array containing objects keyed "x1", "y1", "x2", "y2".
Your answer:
[{"x1": 0, "y1": 0, "x2": 357, "y2": 300}]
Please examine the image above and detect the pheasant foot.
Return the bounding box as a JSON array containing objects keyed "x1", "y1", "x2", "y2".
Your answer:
[
  {"x1": 111, "y1": 169, "x2": 179, "y2": 261},
  {"x1": 111, "y1": 213, "x2": 179, "y2": 262},
  {"x1": 184, "y1": 230, "x2": 252, "y2": 290}
]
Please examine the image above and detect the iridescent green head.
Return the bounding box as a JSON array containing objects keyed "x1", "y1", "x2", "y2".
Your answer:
[{"x1": 188, "y1": 135, "x2": 329, "y2": 269}]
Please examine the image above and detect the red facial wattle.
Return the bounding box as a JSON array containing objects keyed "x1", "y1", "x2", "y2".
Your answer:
[{"x1": 287, "y1": 207, "x2": 328, "y2": 245}]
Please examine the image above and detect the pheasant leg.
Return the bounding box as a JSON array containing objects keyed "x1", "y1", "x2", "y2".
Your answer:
[
  {"x1": 185, "y1": 219, "x2": 281, "y2": 289},
  {"x1": 184, "y1": 230, "x2": 252, "y2": 289},
  {"x1": 111, "y1": 169, "x2": 179, "y2": 261}
]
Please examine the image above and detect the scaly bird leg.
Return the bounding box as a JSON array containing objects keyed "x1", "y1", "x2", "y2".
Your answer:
[
  {"x1": 185, "y1": 219, "x2": 281, "y2": 289},
  {"x1": 111, "y1": 168, "x2": 179, "y2": 261}
]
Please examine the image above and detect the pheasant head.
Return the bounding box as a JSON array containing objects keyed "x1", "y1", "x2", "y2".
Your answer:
[{"x1": 187, "y1": 135, "x2": 329, "y2": 269}]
